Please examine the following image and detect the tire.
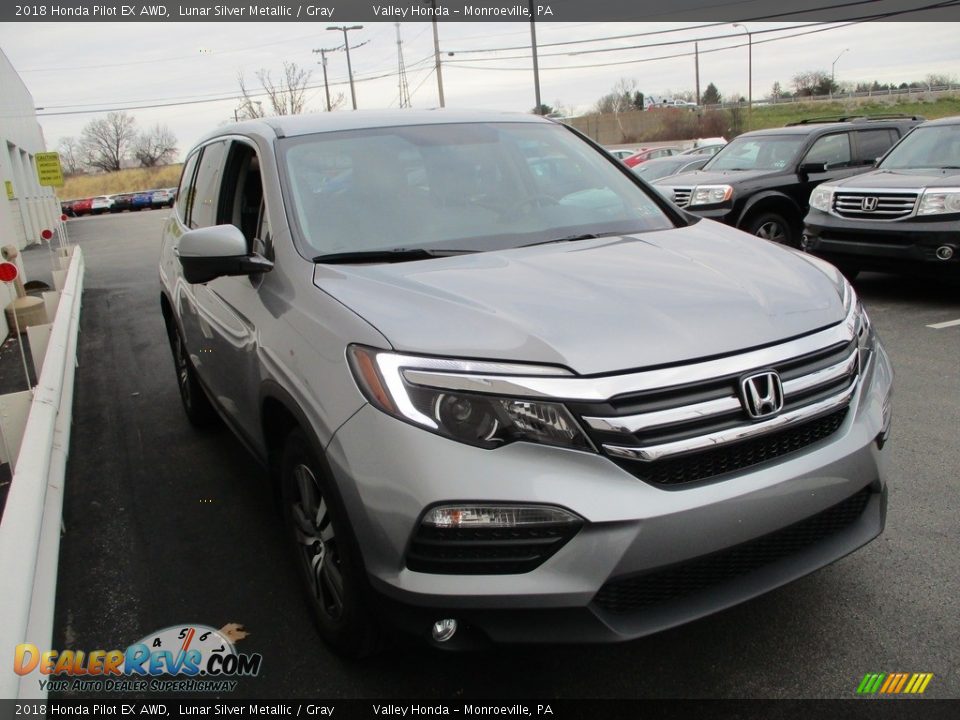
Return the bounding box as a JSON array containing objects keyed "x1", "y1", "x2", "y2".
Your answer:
[
  {"x1": 165, "y1": 319, "x2": 217, "y2": 427},
  {"x1": 743, "y1": 212, "x2": 797, "y2": 248},
  {"x1": 280, "y1": 428, "x2": 381, "y2": 658}
]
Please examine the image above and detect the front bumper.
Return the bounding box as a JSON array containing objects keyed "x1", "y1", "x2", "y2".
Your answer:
[
  {"x1": 804, "y1": 210, "x2": 960, "y2": 273},
  {"x1": 324, "y1": 342, "x2": 893, "y2": 645}
]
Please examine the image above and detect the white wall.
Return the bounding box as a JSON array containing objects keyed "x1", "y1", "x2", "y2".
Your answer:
[{"x1": 0, "y1": 48, "x2": 62, "y2": 342}]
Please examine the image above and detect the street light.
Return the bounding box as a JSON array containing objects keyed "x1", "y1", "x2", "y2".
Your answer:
[
  {"x1": 732, "y1": 23, "x2": 752, "y2": 128},
  {"x1": 327, "y1": 25, "x2": 363, "y2": 110},
  {"x1": 832, "y1": 48, "x2": 850, "y2": 86}
]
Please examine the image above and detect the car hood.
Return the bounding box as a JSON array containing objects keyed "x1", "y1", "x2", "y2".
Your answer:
[
  {"x1": 653, "y1": 168, "x2": 778, "y2": 187},
  {"x1": 313, "y1": 221, "x2": 846, "y2": 375},
  {"x1": 830, "y1": 167, "x2": 960, "y2": 189}
]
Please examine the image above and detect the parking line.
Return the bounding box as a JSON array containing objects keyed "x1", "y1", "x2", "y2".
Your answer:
[{"x1": 926, "y1": 318, "x2": 960, "y2": 330}]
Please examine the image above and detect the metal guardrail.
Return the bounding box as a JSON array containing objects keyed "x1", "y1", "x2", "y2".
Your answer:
[
  {"x1": 0, "y1": 246, "x2": 84, "y2": 700},
  {"x1": 699, "y1": 84, "x2": 960, "y2": 110}
]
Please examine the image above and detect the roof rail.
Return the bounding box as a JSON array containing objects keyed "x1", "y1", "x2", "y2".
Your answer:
[{"x1": 786, "y1": 114, "x2": 925, "y2": 126}]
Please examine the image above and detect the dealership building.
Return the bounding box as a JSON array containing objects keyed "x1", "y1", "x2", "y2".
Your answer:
[{"x1": 0, "y1": 48, "x2": 62, "y2": 342}]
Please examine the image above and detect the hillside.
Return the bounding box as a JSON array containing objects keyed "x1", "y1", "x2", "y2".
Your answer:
[{"x1": 60, "y1": 165, "x2": 183, "y2": 201}]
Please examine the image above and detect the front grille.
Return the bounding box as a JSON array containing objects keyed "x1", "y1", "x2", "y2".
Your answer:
[
  {"x1": 406, "y1": 522, "x2": 582, "y2": 575},
  {"x1": 593, "y1": 485, "x2": 872, "y2": 613},
  {"x1": 833, "y1": 191, "x2": 918, "y2": 220},
  {"x1": 616, "y1": 408, "x2": 847, "y2": 485},
  {"x1": 672, "y1": 187, "x2": 692, "y2": 207},
  {"x1": 573, "y1": 338, "x2": 858, "y2": 486}
]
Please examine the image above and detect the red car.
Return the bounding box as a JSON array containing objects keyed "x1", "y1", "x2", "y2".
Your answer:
[
  {"x1": 623, "y1": 146, "x2": 683, "y2": 168},
  {"x1": 70, "y1": 198, "x2": 93, "y2": 216}
]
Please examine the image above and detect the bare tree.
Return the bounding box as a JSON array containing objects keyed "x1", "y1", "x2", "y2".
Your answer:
[
  {"x1": 80, "y1": 111, "x2": 138, "y2": 172},
  {"x1": 237, "y1": 61, "x2": 313, "y2": 118},
  {"x1": 594, "y1": 78, "x2": 639, "y2": 115},
  {"x1": 56, "y1": 136, "x2": 84, "y2": 175},
  {"x1": 133, "y1": 124, "x2": 178, "y2": 167}
]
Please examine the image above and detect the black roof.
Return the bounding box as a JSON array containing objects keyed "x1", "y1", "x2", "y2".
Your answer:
[{"x1": 740, "y1": 114, "x2": 923, "y2": 138}]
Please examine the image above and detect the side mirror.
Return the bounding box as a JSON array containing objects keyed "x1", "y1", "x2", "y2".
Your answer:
[
  {"x1": 177, "y1": 224, "x2": 273, "y2": 285},
  {"x1": 799, "y1": 161, "x2": 829, "y2": 175}
]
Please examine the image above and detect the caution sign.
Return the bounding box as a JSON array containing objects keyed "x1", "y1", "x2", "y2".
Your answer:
[{"x1": 35, "y1": 152, "x2": 64, "y2": 187}]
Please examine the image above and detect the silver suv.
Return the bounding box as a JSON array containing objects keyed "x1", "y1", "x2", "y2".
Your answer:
[{"x1": 159, "y1": 111, "x2": 893, "y2": 656}]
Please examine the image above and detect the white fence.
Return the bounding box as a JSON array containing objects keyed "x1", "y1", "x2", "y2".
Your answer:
[{"x1": 0, "y1": 246, "x2": 84, "y2": 699}]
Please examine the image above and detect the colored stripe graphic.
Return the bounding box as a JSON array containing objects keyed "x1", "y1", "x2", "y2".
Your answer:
[{"x1": 857, "y1": 672, "x2": 933, "y2": 695}]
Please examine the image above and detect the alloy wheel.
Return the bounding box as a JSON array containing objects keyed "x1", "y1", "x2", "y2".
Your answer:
[{"x1": 291, "y1": 463, "x2": 344, "y2": 621}]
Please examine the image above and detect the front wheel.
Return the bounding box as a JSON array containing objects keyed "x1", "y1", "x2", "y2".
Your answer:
[
  {"x1": 281, "y1": 429, "x2": 381, "y2": 658},
  {"x1": 743, "y1": 212, "x2": 797, "y2": 248},
  {"x1": 165, "y1": 320, "x2": 217, "y2": 427}
]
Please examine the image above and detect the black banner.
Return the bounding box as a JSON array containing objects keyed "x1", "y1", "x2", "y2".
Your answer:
[
  {"x1": 3, "y1": 699, "x2": 960, "y2": 720},
  {"x1": 4, "y1": 0, "x2": 960, "y2": 23}
]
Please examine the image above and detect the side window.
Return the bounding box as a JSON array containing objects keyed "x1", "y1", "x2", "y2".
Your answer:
[
  {"x1": 175, "y1": 151, "x2": 200, "y2": 224},
  {"x1": 218, "y1": 141, "x2": 266, "y2": 248},
  {"x1": 803, "y1": 133, "x2": 852, "y2": 167},
  {"x1": 856, "y1": 129, "x2": 897, "y2": 164},
  {"x1": 189, "y1": 140, "x2": 228, "y2": 229}
]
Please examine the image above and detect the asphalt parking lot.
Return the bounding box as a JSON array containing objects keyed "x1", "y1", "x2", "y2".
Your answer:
[{"x1": 43, "y1": 210, "x2": 959, "y2": 700}]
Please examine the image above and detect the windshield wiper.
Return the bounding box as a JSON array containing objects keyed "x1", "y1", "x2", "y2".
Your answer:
[{"x1": 312, "y1": 248, "x2": 473, "y2": 264}]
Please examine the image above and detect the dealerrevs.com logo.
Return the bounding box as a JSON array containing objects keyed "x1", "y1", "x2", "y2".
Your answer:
[{"x1": 14, "y1": 623, "x2": 262, "y2": 693}]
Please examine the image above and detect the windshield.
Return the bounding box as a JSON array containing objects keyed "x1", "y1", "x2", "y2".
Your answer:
[
  {"x1": 279, "y1": 122, "x2": 674, "y2": 258},
  {"x1": 704, "y1": 135, "x2": 806, "y2": 171},
  {"x1": 879, "y1": 124, "x2": 960, "y2": 169}
]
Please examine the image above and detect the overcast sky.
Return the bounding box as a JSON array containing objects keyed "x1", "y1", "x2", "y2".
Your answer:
[{"x1": 1, "y1": 20, "x2": 958, "y2": 159}]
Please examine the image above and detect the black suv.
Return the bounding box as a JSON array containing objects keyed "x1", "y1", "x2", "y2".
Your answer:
[
  {"x1": 803, "y1": 115, "x2": 960, "y2": 277},
  {"x1": 653, "y1": 115, "x2": 923, "y2": 247}
]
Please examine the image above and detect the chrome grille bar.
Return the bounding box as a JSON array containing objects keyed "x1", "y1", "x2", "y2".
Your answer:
[
  {"x1": 603, "y1": 380, "x2": 857, "y2": 462},
  {"x1": 581, "y1": 346, "x2": 857, "y2": 435}
]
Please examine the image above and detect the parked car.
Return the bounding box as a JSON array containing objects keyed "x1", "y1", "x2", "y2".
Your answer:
[
  {"x1": 607, "y1": 148, "x2": 639, "y2": 161},
  {"x1": 60, "y1": 200, "x2": 76, "y2": 217},
  {"x1": 132, "y1": 192, "x2": 154, "y2": 211},
  {"x1": 71, "y1": 197, "x2": 93, "y2": 216},
  {"x1": 160, "y1": 110, "x2": 892, "y2": 657},
  {"x1": 653, "y1": 115, "x2": 923, "y2": 247},
  {"x1": 91, "y1": 195, "x2": 114, "y2": 215},
  {"x1": 803, "y1": 115, "x2": 960, "y2": 278},
  {"x1": 680, "y1": 140, "x2": 727, "y2": 157},
  {"x1": 151, "y1": 187, "x2": 176, "y2": 208},
  {"x1": 623, "y1": 146, "x2": 683, "y2": 168},
  {"x1": 631, "y1": 155, "x2": 710, "y2": 182},
  {"x1": 110, "y1": 193, "x2": 135, "y2": 213}
]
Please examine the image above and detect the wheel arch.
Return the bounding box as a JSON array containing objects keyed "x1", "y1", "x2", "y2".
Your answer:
[{"x1": 736, "y1": 191, "x2": 804, "y2": 230}]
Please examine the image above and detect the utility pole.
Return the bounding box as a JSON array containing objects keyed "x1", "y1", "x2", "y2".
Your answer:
[
  {"x1": 426, "y1": 1, "x2": 445, "y2": 107},
  {"x1": 694, "y1": 42, "x2": 701, "y2": 106},
  {"x1": 327, "y1": 25, "x2": 364, "y2": 110},
  {"x1": 312, "y1": 46, "x2": 339, "y2": 111},
  {"x1": 395, "y1": 23, "x2": 411, "y2": 108},
  {"x1": 529, "y1": 0, "x2": 542, "y2": 114},
  {"x1": 733, "y1": 23, "x2": 752, "y2": 128}
]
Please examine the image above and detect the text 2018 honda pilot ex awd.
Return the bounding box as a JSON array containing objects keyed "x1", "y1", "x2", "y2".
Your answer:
[{"x1": 159, "y1": 111, "x2": 893, "y2": 657}]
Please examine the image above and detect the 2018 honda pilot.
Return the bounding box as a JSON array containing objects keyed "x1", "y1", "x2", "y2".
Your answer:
[{"x1": 159, "y1": 110, "x2": 893, "y2": 657}]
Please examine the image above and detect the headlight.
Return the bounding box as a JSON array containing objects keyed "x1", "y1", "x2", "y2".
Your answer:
[
  {"x1": 845, "y1": 283, "x2": 875, "y2": 372},
  {"x1": 688, "y1": 184, "x2": 733, "y2": 206},
  {"x1": 809, "y1": 185, "x2": 835, "y2": 213},
  {"x1": 347, "y1": 346, "x2": 593, "y2": 451},
  {"x1": 918, "y1": 189, "x2": 960, "y2": 215}
]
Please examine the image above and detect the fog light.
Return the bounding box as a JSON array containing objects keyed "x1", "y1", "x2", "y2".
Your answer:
[
  {"x1": 423, "y1": 505, "x2": 580, "y2": 528},
  {"x1": 432, "y1": 619, "x2": 458, "y2": 642},
  {"x1": 935, "y1": 245, "x2": 955, "y2": 261}
]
